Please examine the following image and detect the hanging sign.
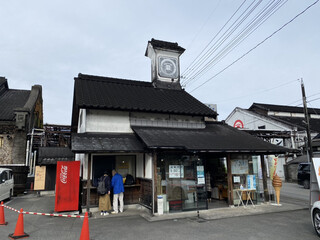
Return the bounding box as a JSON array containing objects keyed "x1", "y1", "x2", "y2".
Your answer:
[
  {"x1": 197, "y1": 166, "x2": 205, "y2": 184},
  {"x1": 55, "y1": 161, "x2": 80, "y2": 212}
]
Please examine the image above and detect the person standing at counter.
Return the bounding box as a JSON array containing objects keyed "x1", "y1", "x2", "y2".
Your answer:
[{"x1": 111, "y1": 169, "x2": 124, "y2": 214}]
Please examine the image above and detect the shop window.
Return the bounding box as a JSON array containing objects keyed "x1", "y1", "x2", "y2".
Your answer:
[
  {"x1": 157, "y1": 154, "x2": 206, "y2": 213},
  {"x1": 231, "y1": 155, "x2": 260, "y2": 205}
]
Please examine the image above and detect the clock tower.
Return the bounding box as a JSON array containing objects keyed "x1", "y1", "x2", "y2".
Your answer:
[{"x1": 145, "y1": 38, "x2": 185, "y2": 90}]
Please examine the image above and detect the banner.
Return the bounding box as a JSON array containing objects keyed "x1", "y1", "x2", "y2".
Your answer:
[
  {"x1": 312, "y1": 158, "x2": 320, "y2": 190},
  {"x1": 54, "y1": 161, "x2": 80, "y2": 212},
  {"x1": 269, "y1": 155, "x2": 278, "y2": 180}
]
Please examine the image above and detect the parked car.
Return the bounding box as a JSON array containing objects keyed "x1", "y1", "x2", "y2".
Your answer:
[
  {"x1": 0, "y1": 168, "x2": 14, "y2": 201},
  {"x1": 312, "y1": 201, "x2": 320, "y2": 237},
  {"x1": 297, "y1": 162, "x2": 310, "y2": 189}
]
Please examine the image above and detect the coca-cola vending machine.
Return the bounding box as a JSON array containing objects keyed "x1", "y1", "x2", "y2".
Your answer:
[{"x1": 54, "y1": 161, "x2": 80, "y2": 212}]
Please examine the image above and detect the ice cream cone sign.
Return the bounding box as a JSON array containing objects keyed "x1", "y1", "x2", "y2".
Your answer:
[{"x1": 272, "y1": 174, "x2": 282, "y2": 205}]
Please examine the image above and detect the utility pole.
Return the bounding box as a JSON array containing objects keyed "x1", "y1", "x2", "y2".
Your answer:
[{"x1": 301, "y1": 79, "x2": 313, "y2": 161}]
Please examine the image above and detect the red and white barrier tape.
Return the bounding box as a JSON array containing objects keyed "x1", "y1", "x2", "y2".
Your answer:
[{"x1": 2, "y1": 204, "x2": 84, "y2": 218}]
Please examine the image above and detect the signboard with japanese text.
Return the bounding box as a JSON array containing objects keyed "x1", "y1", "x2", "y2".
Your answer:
[
  {"x1": 231, "y1": 159, "x2": 248, "y2": 174},
  {"x1": 34, "y1": 166, "x2": 46, "y2": 190},
  {"x1": 169, "y1": 165, "x2": 184, "y2": 178},
  {"x1": 247, "y1": 175, "x2": 256, "y2": 189},
  {"x1": 54, "y1": 161, "x2": 80, "y2": 212}
]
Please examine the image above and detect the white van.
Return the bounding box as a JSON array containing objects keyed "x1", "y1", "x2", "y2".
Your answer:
[{"x1": 0, "y1": 168, "x2": 14, "y2": 201}]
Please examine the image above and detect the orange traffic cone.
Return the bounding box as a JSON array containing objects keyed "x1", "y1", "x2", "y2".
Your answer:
[
  {"x1": 79, "y1": 212, "x2": 90, "y2": 240},
  {"x1": 0, "y1": 201, "x2": 8, "y2": 225},
  {"x1": 8, "y1": 208, "x2": 29, "y2": 239}
]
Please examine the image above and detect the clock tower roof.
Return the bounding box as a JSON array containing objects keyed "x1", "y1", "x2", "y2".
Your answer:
[{"x1": 145, "y1": 38, "x2": 185, "y2": 56}]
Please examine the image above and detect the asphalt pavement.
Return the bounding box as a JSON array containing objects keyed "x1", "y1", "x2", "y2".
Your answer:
[{"x1": 0, "y1": 181, "x2": 314, "y2": 240}]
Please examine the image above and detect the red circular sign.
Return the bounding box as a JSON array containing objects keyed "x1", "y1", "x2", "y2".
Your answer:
[{"x1": 233, "y1": 120, "x2": 244, "y2": 128}]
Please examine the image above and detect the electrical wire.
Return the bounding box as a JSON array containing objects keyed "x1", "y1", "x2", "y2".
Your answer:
[
  {"x1": 189, "y1": 0, "x2": 320, "y2": 93},
  {"x1": 185, "y1": 0, "x2": 288, "y2": 87},
  {"x1": 181, "y1": 0, "x2": 249, "y2": 82},
  {"x1": 215, "y1": 79, "x2": 299, "y2": 103}
]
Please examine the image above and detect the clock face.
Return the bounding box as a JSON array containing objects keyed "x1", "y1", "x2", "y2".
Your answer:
[{"x1": 158, "y1": 57, "x2": 178, "y2": 79}]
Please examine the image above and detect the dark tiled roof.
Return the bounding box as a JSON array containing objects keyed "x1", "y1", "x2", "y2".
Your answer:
[
  {"x1": 132, "y1": 122, "x2": 293, "y2": 153},
  {"x1": 37, "y1": 147, "x2": 74, "y2": 165},
  {"x1": 250, "y1": 103, "x2": 320, "y2": 115},
  {"x1": 71, "y1": 133, "x2": 144, "y2": 153},
  {"x1": 271, "y1": 116, "x2": 320, "y2": 132},
  {"x1": 74, "y1": 74, "x2": 216, "y2": 117},
  {"x1": 287, "y1": 153, "x2": 320, "y2": 165},
  {"x1": 0, "y1": 89, "x2": 31, "y2": 121},
  {"x1": 147, "y1": 38, "x2": 185, "y2": 53}
]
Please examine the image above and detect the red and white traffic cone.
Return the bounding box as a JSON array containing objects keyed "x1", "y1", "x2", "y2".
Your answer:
[
  {"x1": 79, "y1": 212, "x2": 90, "y2": 240},
  {"x1": 8, "y1": 208, "x2": 29, "y2": 239},
  {"x1": 0, "y1": 201, "x2": 7, "y2": 225}
]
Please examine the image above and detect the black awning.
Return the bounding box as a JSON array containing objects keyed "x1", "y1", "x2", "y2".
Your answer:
[
  {"x1": 37, "y1": 147, "x2": 74, "y2": 165},
  {"x1": 132, "y1": 122, "x2": 295, "y2": 154},
  {"x1": 71, "y1": 133, "x2": 145, "y2": 153}
]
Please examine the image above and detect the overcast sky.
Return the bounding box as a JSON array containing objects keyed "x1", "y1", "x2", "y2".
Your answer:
[{"x1": 1, "y1": 1, "x2": 319, "y2": 125}]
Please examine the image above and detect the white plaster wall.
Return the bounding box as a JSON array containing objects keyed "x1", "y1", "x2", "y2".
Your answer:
[
  {"x1": 145, "y1": 154, "x2": 153, "y2": 179},
  {"x1": 136, "y1": 154, "x2": 144, "y2": 178},
  {"x1": 86, "y1": 110, "x2": 132, "y2": 133},
  {"x1": 226, "y1": 109, "x2": 291, "y2": 131},
  {"x1": 78, "y1": 109, "x2": 86, "y2": 133},
  {"x1": 77, "y1": 153, "x2": 88, "y2": 180}
]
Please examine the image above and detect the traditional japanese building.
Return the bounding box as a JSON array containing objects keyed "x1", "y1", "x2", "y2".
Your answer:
[{"x1": 71, "y1": 39, "x2": 292, "y2": 214}]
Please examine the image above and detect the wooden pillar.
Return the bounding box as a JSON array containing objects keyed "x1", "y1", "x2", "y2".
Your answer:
[
  {"x1": 226, "y1": 154, "x2": 233, "y2": 206},
  {"x1": 153, "y1": 152, "x2": 157, "y2": 214},
  {"x1": 260, "y1": 154, "x2": 269, "y2": 202},
  {"x1": 86, "y1": 154, "x2": 92, "y2": 215}
]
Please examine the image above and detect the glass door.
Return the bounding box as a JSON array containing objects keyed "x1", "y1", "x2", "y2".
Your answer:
[{"x1": 181, "y1": 156, "x2": 207, "y2": 211}]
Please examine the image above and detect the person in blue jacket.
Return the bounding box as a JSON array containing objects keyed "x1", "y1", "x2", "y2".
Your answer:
[{"x1": 111, "y1": 169, "x2": 124, "y2": 214}]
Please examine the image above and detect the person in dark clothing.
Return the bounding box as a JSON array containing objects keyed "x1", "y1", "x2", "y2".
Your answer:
[{"x1": 98, "y1": 171, "x2": 111, "y2": 216}]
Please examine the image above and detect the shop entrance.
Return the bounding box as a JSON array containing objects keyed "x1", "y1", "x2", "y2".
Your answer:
[
  {"x1": 204, "y1": 157, "x2": 229, "y2": 209},
  {"x1": 92, "y1": 155, "x2": 115, "y2": 186}
]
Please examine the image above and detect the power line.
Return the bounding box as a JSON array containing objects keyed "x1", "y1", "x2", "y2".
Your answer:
[
  {"x1": 189, "y1": 0, "x2": 319, "y2": 93},
  {"x1": 184, "y1": 0, "x2": 288, "y2": 87},
  {"x1": 184, "y1": 0, "x2": 222, "y2": 51},
  {"x1": 288, "y1": 92, "x2": 320, "y2": 105},
  {"x1": 181, "y1": 0, "x2": 249, "y2": 82},
  {"x1": 215, "y1": 79, "x2": 299, "y2": 103}
]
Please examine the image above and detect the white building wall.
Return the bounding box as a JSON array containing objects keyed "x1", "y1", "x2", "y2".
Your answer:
[
  {"x1": 226, "y1": 108, "x2": 292, "y2": 131},
  {"x1": 136, "y1": 154, "x2": 144, "y2": 178},
  {"x1": 86, "y1": 109, "x2": 132, "y2": 133},
  {"x1": 145, "y1": 154, "x2": 153, "y2": 179},
  {"x1": 78, "y1": 109, "x2": 86, "y2": 133}
]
